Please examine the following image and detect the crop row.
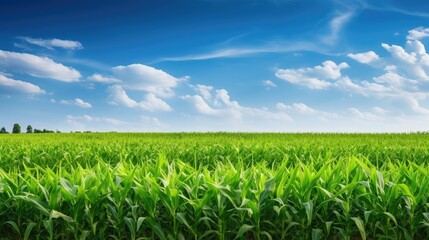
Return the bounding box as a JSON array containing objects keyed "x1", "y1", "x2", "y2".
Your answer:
[
  {"x1": 1, "y1": 133, "x2": 429, "y2": 239},
  {"x1": 1, "y1": 154, "x2": 429, "y2": 239}
]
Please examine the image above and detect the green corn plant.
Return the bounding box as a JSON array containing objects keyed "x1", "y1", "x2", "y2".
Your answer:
[{"x1": 1, "y1": 133, "x2": 429, "y2": 239}]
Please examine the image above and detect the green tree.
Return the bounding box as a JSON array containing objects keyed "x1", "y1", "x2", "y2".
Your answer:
[
  {"x1": 12, "y1": 123, "x2": 21, "y2": 134},
  {"x1": 26, "y1": 125, "x2": 33, "y2": 133},
  {"x1": 0, "y1": 127, "x2": 8, "y2": 134}
]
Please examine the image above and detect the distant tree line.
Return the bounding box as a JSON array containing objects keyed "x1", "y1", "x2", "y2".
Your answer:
[{"x1": 0, "y1": 123, "x2": 59, "y2": 134}]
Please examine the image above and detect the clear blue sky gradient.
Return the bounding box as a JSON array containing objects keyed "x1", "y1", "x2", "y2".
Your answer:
[{"x1": 1, "y1": 0, "x2": 429, "y2": 132}]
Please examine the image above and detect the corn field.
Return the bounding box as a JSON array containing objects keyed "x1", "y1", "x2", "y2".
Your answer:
[{"x1": 1, "y1": 133, "x2": 429, "y2": 239}]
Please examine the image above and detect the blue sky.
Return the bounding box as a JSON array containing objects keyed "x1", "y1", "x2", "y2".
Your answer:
[{"x1": 1, "y1": 0, "x2": 429, "y2": 132}]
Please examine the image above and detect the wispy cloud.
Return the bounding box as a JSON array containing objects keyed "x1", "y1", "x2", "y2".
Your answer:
[
  {"x1": 262, "y1": 80, "x2": 277, "y2": 89},
  {"x1": 67, "y1": 115, "x2": 126, "y2": 125},
  {"x1": 160, "y1": 42, "x2": 321, "y2": 61},
  {"x1": 51, "y1": 98, "x2": 93, "y2": 109},
  {"x1": 358, "y1": 0, "x2": 429, "y2": 18},
  {"x1": 60, "y1": 57, "x2": 111, "y2": 71},
  {"x1": 87, "y1": 74, "x2": 122, "y2": 84},
  {"x1": 321, "y1": 10, "x2": 355, "y2": 45},
  {"x1": 17, "y1": 37, "x2": 83, "y2": 50}
]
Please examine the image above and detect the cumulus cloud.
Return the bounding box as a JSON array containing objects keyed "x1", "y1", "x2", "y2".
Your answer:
[
  {"x1": 108, "y1": 85, "x2": 172, "y2": 111},
  {"x1": 341, "y1": 29, "x2": 429, "y2": 116},
  {"x1": 53, "y1": 98, "x2": 93, "y2": 108},
  {"x1": 275, "y1": 59, "x2": 405, "y2": 99},
  {"x1": 70, "y1": 98, "x2": 92, "y2": 108},
  {"x1": 112, "y1": 64, "x2": 179, "y2": 98},
  {"x1": 18, "y1": 37, "x2": 83, "y2": 50},
  {"x1": 277, "y1": 29, "x2": 429, "y2": 117},
  {"x1": 181, "y1": 86, "x2": 292, "y2": 122},
  {"x1": 275, "y1": 60, "x2": 349, "y2": 89},
  {"x1": 373, "y1": 71, "x2": 418, "y2": 89},
  {"x1": 194, "y1": 84, "x2": 213, "y2": 100},
  {"x1": 74, "y1": 98, "x2": 92, "y2": 108},
  {"x1": 347, "y1": 51, "x2": 380, "y2": 65},
  {"x1": 0, "y1": 74, "x2": 45, "y2": 94},
  {"x1": 87, "y1": 74, "x2": 121, "y2": 84},
  {"x1": 382, "y1": 43, "x2": 417, "y2": 64},
  {"x1": 381, "y1": 41, "x2": 429, "y2": 80},
  {"x1": 181, "y1": 86, "x2": 291, "y2": 121},
  {"x1": 407, "y1": 27, "x2": 429, "y2": 40},
  {"x1": 0, "y1": 50, "x2": 81, "y2": 82}
]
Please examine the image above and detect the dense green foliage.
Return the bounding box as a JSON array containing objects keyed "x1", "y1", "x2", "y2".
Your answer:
[
  {"x1": 11, "y1": 124, "x2": 21, "y2": 134},
  {"x1": 0, "y1": 133, "x2": 429, "y2": 239}
]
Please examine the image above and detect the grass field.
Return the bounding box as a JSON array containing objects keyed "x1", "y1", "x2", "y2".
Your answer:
[{"x1": 1, "y1": 133, "x2": 429, "y2": 239}]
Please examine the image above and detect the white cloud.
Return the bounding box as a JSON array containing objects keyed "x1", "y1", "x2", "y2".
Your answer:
[
  {"x1": 262, "y1": 80, "x2": 277, "y2": 89},
  {"x1": 275, "y1": 102, "x2": 289, "y2": 111},
  {"x1": 373, "y1": 71, "x2": 418, "y2": 89},
  {"x1": 322, "y1": 11, "x2": 354, "y2": 44},
  {"x1": 276, "y1": 102, "x2": 338, "y2": 121},
  {"x1": 407, "y1": 27, "x2": 429, "y2": 40},
  {"x1": 348, "y1": 108, "x2": 384, "y2": 121},
  {"x1": 107, "y1": 85, "x2": 138, "y2": 108},
  {"x1": 55, "y1": 98, "x2": 92, "y2": 109},
  {"x1": 66, "y1": 115, "x2": 126, "y2": 125},
  {"x1": 112, "y1": 64, "x2": 179, "y2": 98},
  {"x1": 0, "y1": 50, "x2": 81, "y2": 82},
  {"x1": 381, "y1": 43, "x2": 417, "y2": 64},
  {"x1": 381, "y1": 42, "x2": 429, "y2": 80},
  {"x1": 335, "y1": 32, "x2": 429, "y2": 117},
  {"x1": 0, "y1": 74, "x2": 45, "y2": 94},
  {"x1": 141, "y1": 116, "x2": 164, "y2": 128},
  {"x1": 275, "y1": 60, "x2": 349, "y2": 89},
  {"x1": 338, "y1": 32, "x2": 429, "y2": 116},
  {"x1": 275, "y1": 59, "x2": 405, "y2": 99},
  {"x1": 161, "y1": 41, "x2": 320, "y2": 61},
  {"x1": 403, "y1": 97, "x2": 429, "y2": 115},
  {"x1": 347, "y1": 51, "x2": 380, "y2": 64},
  {"x1": 108, "y1": 85, "x2": 172, "y2": 112},
  {"x1": 18, "y1": 37, "x2": 83, "y2": 50},
  {"x1": 87, "y1": 74, "x2": 121, "y2": 84},
  {"x1": 334, "y1": 76, "x2": 396, "y2": 97},
  {"x1": 180, "y1": 95, "x2": 222, "y2": 116},
  {"x1": 277, "y1": 102, "x2": 317, "y2": 114},
  {"x1": 194, "y1": 84, "x2": 213, "y2": 100},
  {"x1": 74, "y1": 98, "x2": 92, "y2": 109},
  {"x1": 102, "y1": 117, "x2": 125, "y2": 125},
  {"x1": 67, "y1": 115, "x2": 94, "y2": 122},
  {"x1": 278, "y1": 31, "x2": 429, "y2": 117},
  {"x1": 181, "y1": 86, "x2": 291, "y2": 122},
  {"x1": 289, "y1": 103, "x2": 317, "y2": 114},
  {"x1": 372, "y1": 106, "x2": 389, "y2": 115}
]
